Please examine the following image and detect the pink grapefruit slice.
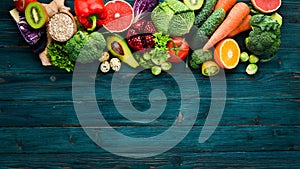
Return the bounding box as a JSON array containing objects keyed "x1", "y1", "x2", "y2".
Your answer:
[
  {"x1": 103, "y1": 0, "x2": 134, "y2": 32},
  {"x1": 251, "y1": 0, "x2": 281, "y2": 13}
]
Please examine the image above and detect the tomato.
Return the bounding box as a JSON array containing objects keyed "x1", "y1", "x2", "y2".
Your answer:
[
  {"x1": 167, "y1": 37, "x2": 190, "y2": 63},
  {"x1": 14, "y1": 0, "x2": 37, "y2": 12}
]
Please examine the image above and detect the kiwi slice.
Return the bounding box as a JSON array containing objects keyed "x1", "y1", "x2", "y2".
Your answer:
[
  {"x1": 25, "y1": 2, "x2": 48, "y2": 29},
  {"x1": 184, "y1": 0, "x2": 204, "y2": 10}
]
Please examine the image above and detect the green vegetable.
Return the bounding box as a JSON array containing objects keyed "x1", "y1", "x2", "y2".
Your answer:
[
  {"x1": 152, "y1": 66, "x2": 162, "y2": 75},
  {"x1": 153, "y1": 32, "x2": 171, "y2": 51},
  {"x1": 150, "y1": 48, "x2": 169, "y2": 65},
  {"x1": 198, "y1": 8, "x2": 226, "y2": 37},
  {"x1": 190, "y1": 59, "x2": 200, "y2": 69},
  {"x1": 65, "y1": 31, "x2": 106, "y2": 64},
  {"x1": 240, "y1": 52, "x2": 249, "y2": 62},
  {"x1": 134, "y1": 52, "x2": 153, "y2": 69},
  {"x1": 246, "y1": 63, "x2": 258, "y2": 75},
  {"x1": 189, "y1": 49, "x2": 212, "y2": 69},
  {"x1": 245, "y1": 14, "x2": 281, "y2": 62},
  {"x1": 194, "y1": 0, "x2": 217, "y2": 27},
  {"x1": 47, "y1": 41, "x2": 74, "y2": 72},
  {"x1": 249, "y1": 54, "x2": 259, "y2": 64},
  {"x1": 271, "y1": 13, "x2": 282, "y2": 27},
  {"x1": 202, "y1": 60, "x2": 220, "y2": 76},
  {"x1": 161, "y1": 62, "x2": 172, "y2": 71},
  {"x1": 151, "y1": 0, "x2": 195, "y2": 36}
]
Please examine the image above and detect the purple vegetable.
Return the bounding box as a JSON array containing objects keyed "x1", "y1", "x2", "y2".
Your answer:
[
  {"x1": 10, "y1": 9, "x2": 44, "y2": 46},
  {"x1": 31, "y1": 32, "x2": 47, "y2": 54},
  {"x1": 18, "y1": 15, "x2": 44, "y2": 45},
  {"x1": 133, "y1": 0, "x2": 158, "y2": 22}
]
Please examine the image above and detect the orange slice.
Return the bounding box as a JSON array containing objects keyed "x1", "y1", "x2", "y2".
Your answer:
[{"x1": 214, "y1": 38, "x2": 240, "y2": 69}]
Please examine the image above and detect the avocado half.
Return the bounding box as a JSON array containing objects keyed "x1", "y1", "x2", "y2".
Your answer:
[{"x1": 106, "y1": 34, "x2": 139, "y2": 68}]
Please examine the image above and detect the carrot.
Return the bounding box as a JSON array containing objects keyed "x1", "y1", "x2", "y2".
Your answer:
[
  {"x1": 203, "y1": 2, "x2": 250, "y2": 50},
  {"x1": 228, "y1": 15, "x2": 252, "y2": 37},
  {"x1": 214, "y1": 0, "x2": 237, "y2": 12}
]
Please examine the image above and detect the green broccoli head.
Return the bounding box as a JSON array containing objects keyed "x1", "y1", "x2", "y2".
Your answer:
[
  {"x1": 65, "y1": 31, "x2": 106, "y2": 64},
  {"x1": 65, "y1": 31, "x2": 88, "y2": 62},
  {"x1": 245, "y1": 14, "x2": 281, "y2": 59}
]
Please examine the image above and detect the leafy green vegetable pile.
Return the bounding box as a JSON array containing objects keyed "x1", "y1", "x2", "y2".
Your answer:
[{"x1": 245, "y1": 14, "x2": 281, "y2": 62}]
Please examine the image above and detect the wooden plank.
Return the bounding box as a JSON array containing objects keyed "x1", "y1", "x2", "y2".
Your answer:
[
  {"x1": 0, "y1": 126, "x2": 299, "y2": 153},
  {"x1": 0, "y1": 98, "x2": 299, "y2": 127},
  {"x1": 0, "y1": 99, "x2": 300, "y2": 127},
  {"x1": 0, "y1": 151, "x2": 299, "y2": 168},
  {"x1": 0, "y1": 72, "x2": 299, "y2": 101}
]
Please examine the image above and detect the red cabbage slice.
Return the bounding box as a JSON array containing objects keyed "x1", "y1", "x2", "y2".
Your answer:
[{"x1": 10, "y1": 9, "x2": 44, "y2": 46}]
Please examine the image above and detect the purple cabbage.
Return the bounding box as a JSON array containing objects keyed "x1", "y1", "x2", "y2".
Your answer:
[
  {"x1": 133, "y1": 0, "x2": 158, "y2": 22},
  {"x1": 17, "y1": 14, "x2": 44, "y2": 46}
]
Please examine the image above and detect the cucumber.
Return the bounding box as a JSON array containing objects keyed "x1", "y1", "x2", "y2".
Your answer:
[
  {"x1": 194, "y1": 0, "x2": 217, "y2": 27},
  {"x1": 198, "y1": 8, "x2": 226, "y2": 37}
]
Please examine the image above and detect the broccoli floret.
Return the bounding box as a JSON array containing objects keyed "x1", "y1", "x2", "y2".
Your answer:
[
  {"x1": 66, "y1": 31, "x2": 106, "y2": 64},
  {"x1": 245, "y1": 14, "x2": 281, "y2": 61}
]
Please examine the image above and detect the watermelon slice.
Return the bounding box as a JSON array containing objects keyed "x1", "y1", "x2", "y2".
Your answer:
[
  {"x1": 103, "y1": 0, "x2": 134, "y2": 32},
  {"x1": 251, "y1": 0, "x2": 281, "y2": 13}
]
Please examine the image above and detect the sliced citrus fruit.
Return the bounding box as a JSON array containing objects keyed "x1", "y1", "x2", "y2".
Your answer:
[
  {"x1": 214, "y1": 38, "x2": 240, "y2": 69},
  {"x1": 251, "y1": 0, "x2": 281, "y2": 14},
  {"x1": 103, "y1": 0, "x2": 134, "y2": 32}
]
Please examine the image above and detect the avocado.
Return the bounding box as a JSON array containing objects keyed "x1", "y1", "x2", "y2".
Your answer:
[{"x1": 106, "y1": 34, "x2": 139, "y2": 68}]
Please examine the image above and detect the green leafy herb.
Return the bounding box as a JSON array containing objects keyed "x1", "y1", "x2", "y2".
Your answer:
[
  {"x1": 153, "y1": 32, "x2": 171, "y2": 51},
  {"x1": 47, "y1": 42, "x2": 74, "y2": 72}
]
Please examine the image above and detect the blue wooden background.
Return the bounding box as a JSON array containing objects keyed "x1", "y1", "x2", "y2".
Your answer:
[{"x1": 0, "y1": 0, "x2": 300, "y2": 168}]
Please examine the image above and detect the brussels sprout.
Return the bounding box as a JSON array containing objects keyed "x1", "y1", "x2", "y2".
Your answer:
[
  {"x1": 161, "y1": 62, "x2": 172, "y2": 71},
  {"x1": 249, "y1": 54, "x2": 259, "y2": 64},
  {"x1": 151, "y1": 66, "x2": 162, "y2": 75},
  {"x1": 240, "y1": 52, "x2": 249, "y2": 62},
  {"x1": 246, "y1": 63, "x2": 258, "y2": 75}
]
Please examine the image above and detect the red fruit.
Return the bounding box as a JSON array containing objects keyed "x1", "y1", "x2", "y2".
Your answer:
[
  {"x1": 127, "y1": 34, "x2": 155, "y2": 51},
  {"x1": 103, "y1": 0, "x2": 134, "y2": 32},
  {"x1": 251, "y1": 0, "x2": 281, "y2": 13},
  {"x1": 144, "y1": 21, "x2": 156, "y2": 34},
  {"x1": 14, "y1": 0, "x2": 37, "y2": 12},
  {"x1": 131, "y1": 20, "x2": 146, "y2": 32},
  {"x1": 167, "y1": 37, "x2": 190, "y2": 63},
  {"x1": 126, "y1": 20, "x2": 156, "y2": 51}
]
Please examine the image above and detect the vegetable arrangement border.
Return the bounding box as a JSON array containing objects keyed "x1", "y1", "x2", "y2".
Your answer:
[{"x1": 10, "y1": 0, "x2": 282, "y2": 76}]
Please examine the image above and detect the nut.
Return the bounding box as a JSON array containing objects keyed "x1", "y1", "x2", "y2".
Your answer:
[
  {"x1": 110, "y1": 58, "x2": 121, "y2": 71},
  {"x1": 99, "y1": 52, "x2": 110, "y2": 62},
  {"x1": 100, "y1": 61, "x2": 110, "y2": 73}
]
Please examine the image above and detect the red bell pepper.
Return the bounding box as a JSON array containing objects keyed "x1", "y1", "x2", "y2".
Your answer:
[{"x1": 74, "y1": 0, "x2": 107, "y2": 31}]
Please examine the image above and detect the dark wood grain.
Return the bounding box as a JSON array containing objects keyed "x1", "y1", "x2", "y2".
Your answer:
[
  {"x1": 0, "y1": 0, "x2": 299, "y2": 168},
  {"x1": 0, "y1": 98, "x2": 299, "y2": 127},
  {"x1": 0, "y1": 151, "x2": 299, "y2": 169}
]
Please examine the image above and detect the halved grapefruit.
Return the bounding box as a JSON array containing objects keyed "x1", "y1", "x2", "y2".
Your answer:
[
  {"x1": 214, "y1": 38, "x2": 240, "y2": 69},
  {"x1": 103, "y1": 0, "x2": 134, "y2": 32},
  {"x1": 251, "y1": 0, "x2": 281, "y2": 13}
]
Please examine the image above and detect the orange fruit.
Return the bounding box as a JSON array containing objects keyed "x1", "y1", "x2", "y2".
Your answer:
[{"x1": 214, "y1": 38, "x2": 240, "y2": 69}]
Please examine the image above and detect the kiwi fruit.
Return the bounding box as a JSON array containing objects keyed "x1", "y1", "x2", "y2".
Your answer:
[
  {"x1": 184, "y1": 0, "x2": 204, "y2": 10},
  {"x1": 25, "y1": 2, "x2": 48, "y2": 29}
]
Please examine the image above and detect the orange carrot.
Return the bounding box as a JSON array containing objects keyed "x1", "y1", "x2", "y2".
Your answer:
[
  {"x1": 214, "y1": 0, "x2": 237, "y2": 12},
  {"x1": 203, "y1": 2, "x2": 250, "y2": 50},
  {"x1": 228, "y1": 15, "x2": 252, "y2": 37}
]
